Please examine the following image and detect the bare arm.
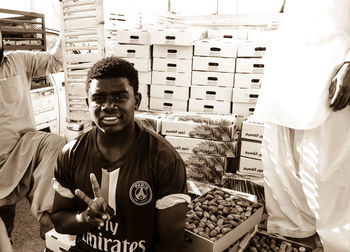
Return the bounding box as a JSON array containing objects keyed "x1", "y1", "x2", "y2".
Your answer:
[
  {"x1": 18, "y1": 35, "x2": 63, "y2": 80},
  {"x1": 153, "y1": 202, "x2": 187, "y2": 252}
]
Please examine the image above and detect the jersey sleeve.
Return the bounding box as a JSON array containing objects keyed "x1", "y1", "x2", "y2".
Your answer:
[
  {"x1": 154, "y1": 149, "x2": 190, "y2": 209},
  {"x1": 54, "y1": 139, "x2": 77, "y2": 199}
]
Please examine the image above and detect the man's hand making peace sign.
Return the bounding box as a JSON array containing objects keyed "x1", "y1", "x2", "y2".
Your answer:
[{"x1": 75, "y1": 173, "x2": 114, "y2": 227}]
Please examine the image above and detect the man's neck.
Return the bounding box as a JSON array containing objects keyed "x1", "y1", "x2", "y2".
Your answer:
[{"x1": 96, "y1": 122, "x2": 137, "y2": 162}]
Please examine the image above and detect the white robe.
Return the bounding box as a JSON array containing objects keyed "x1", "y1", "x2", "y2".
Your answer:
[
  {"x1": 254, "y1": 0, "x2": 350, "y2": 129},
  {"x1": 253, "y1": 0, "x2": 350, "y2": 251}
]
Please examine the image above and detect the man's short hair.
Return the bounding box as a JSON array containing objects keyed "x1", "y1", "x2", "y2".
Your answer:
[{"x1": 85, "y1": 56, "x2": 139, "y2": 94}]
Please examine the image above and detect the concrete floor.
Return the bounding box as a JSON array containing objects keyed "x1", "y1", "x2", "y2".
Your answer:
[{"x1": 11, "y1": 198, "x2": 46, "y2": 252}]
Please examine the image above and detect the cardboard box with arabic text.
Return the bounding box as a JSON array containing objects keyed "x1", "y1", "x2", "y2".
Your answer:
[{"x1": 161, "y1": 111, "x2": 237, "y2": 141}]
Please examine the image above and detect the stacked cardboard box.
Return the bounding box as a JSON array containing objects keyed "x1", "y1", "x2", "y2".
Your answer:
[
  {"x1": 232, "y1": 40, "x2": 269, "y2": 129},
  {"x1": 150, "y1": 30, "x2": 193, "y2": 112},
  {"x1": 162, "y1": 112, "x2": 238, "y2": 185},
  {"x1": 112, "y1": 29, "x2": 152, "y2": 110},
  {"x1": 238, "y1": 116, "x2": 264, "y2": 177},
  {"x1": 134, "y1": 110, "x2": 169, "y2": 134},
  {"x1": 190, "y1": 38, "x2": 237, "y2": 114}
]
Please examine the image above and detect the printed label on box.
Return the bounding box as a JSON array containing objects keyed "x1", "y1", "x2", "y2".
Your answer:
[
  {"x1": 165, "y1": 135, "x2": 237, "y2": 158},
  {"x1": 161, "y1": 112, "x2": 237, "y2": 141},
  {"x1": 238, "y1": 157, "x2": 263, "y2": 177},
  {"x1": 240, "y1": 140, "x2": 262, "y2": 160},
  {"x1": 241, "y1": 116, "x2": 264, "y2": 141}
]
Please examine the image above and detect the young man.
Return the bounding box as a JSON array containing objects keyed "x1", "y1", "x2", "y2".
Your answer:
[
  {"x1": 0, "y1": 30, "x2": 66, "y2": 240},
  {"x1": 51, "y1": 57, "x2": 190, "y2": 252}
]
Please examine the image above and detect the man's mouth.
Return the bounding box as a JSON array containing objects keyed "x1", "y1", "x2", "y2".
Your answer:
[{"x1": 101, "y1": 116, "x2": 120, "y2": 125}]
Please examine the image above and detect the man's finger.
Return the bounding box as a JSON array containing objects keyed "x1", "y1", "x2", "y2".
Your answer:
[
  {"x1": 336, "y1": 89, "x2": 350, "y2": 110},
  {"x1": 330, "y1": 82, "x2": 342, "y2": 107},
  {"x1": 102, "y1": 202, "x2": 115, "y2": 219},
  {"x1": 329, "y1": 77, "x2": 336, "y2": 99},
  {"x1": 90, "y1": 173, "x2": 103, "y2": 199},
  {"x1": 334, "y1": 94, "x2": 349, "y2": 111},
  {"x1": 85, "y1": 209, "x2": 107, "y2": 225},
  {"x1": 85, "y1": 215, "x2": 105, "y2": 226},
  {"x1": 75, "y1": 189, "x2": 94, "y2": 206}
]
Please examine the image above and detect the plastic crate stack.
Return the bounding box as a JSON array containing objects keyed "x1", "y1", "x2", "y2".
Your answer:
[
  {"x1": 109, "y1": 29, "x2": 152, "y2": 110},
  {"x1": 60, "y1": 0, "x2": 107, "y2": 124},
  {"x1": 162, "y1": 112, "x2": 239, "y2": 186},
  {"x1": 190, "y1": 38, "x2": 237, "y2": 114},
  {"x1": 149, "y1": 30, "x2": 193, "y2": 112}
]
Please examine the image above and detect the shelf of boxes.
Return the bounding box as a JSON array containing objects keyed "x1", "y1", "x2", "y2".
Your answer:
[
  {"x1": 112, "y1": 29, "x2": 153, "y2": 110},
  {"x1": 190, "y1": 38, "x2": 237, "y2": 115},
  {"x1": 150, "y1": 29, "x2": 194, "y2": 112}
]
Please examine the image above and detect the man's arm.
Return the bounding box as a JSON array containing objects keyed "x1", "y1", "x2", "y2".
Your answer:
[
  {"x1": 50, "y1": 191, "x2": 96, "y2": 235},
  {"x1": 19, "y1": 35, "x2": 63, "y2": 79},
  {"x1": 51, "y1": 174, "x2": 113, "y2": 235},
  {"x1": 153, "y1": 202, "x2": 188, "y2": 252}
]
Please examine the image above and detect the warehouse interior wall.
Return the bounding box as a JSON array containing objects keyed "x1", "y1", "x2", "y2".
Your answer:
[{"x1": 1, "y1": 0, "x2": 285, "y2": 31}]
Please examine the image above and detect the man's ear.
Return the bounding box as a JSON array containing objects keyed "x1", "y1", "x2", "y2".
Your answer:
[
  {"x1": 134, "y1": 92, "x2": 141, "y2": 110},
  {"x1": 85, "y1": 97, "x2": 89, "y2": 107}
]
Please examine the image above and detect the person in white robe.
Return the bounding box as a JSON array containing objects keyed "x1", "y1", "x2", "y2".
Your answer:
[{"x1": 254, "y1": 0, "x2": 350, "y2": 251}]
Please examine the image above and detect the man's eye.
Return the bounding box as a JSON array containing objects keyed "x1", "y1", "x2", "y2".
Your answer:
[
  {"x1": 114, "y1": 94, "x2": 128, "y2": 101},
  {"x1": 93, "y1": 96, "x2": 105, "y2": 103}
]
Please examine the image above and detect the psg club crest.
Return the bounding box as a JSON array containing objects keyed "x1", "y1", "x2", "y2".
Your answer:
[{"x1": 129, "y1": 181, "x2": 152, "y2": 205}]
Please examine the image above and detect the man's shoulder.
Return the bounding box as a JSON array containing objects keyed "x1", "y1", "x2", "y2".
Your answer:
[{"x1": 61, "y1": 127, "x2": 96, "y2": 156}]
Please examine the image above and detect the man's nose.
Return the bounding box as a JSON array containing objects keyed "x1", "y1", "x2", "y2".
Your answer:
[{"x1": 101, "y1": 96, "x2": 117, "y2": 109}]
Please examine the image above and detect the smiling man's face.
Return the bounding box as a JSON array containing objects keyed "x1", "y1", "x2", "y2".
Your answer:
[{"x1": 88, "y1": 77, "x2": 141, "y2": 135}]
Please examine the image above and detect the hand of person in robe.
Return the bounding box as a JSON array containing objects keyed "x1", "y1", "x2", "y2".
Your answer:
[
  {"x1": 75, "y1": 173, "x2": 115, "y2": 227},
  {"x1": 329, "y1": 62, "x2": 350, "y2": 111}
]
